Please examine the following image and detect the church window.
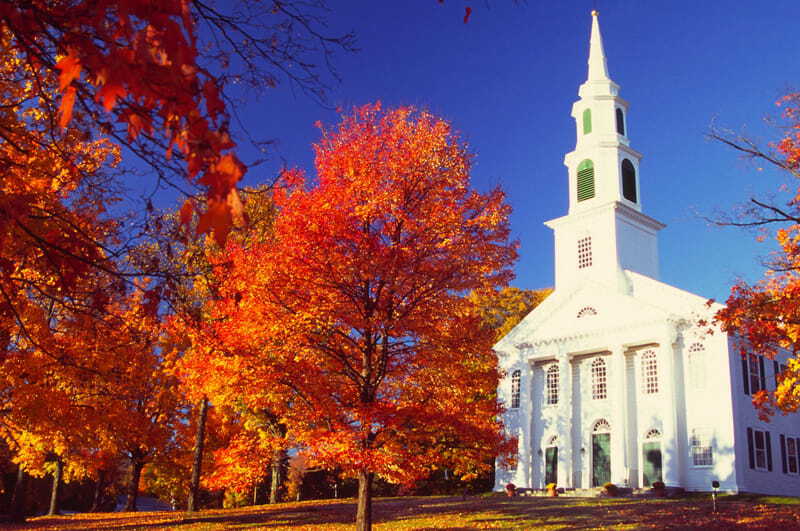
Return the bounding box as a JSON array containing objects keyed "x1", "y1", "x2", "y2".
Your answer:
[
  {"x1": 545, "y1": 364, "x2": 559, "y2": 405},
  {"x1": 645, "y1": 428, "x2": 661, "y2": 440},
  {"x1": 577, "y1": 160, "x2": 595, "y2": 201},
  {"x1": 747, "y1": 428, "x2": 772, "y2": 471},
  {"x1": 582, "y1": 108, "x2": 592, "y2": 134},
  {"x1": 577, "y1": 237, "x2": 592, "y2": 269},
  {"x1": 641, "y1": 350, "x2": 658, "y2": 394},
  {"x1": 591, "y1": 358, "x2": 607, "y2": 400},
  {"x1": 742, "y1": 354, "x2": 765, "y2": 395},
  {"x1": 593, "y1": 419, "x2": 610, "y2": 433},
  {"x1": 616, "y1": 108, "x2": 625, "y2": 135},
  {"x1": 510, "y1": 370, "x2": 521, "y2": 409},
  {"x1": 690, "y1": 428, "x2": 713, "y2": 467},
  {"x1": 688, "y1": 343, "x2": 705, "y2": 389},
  {"x1": 577, "y1": 306, "x2": 597, "y2": 318},
  {"x1": 781, "y1": 435, "x2": 800, "y2": 475},
  {"x1": 621, "y1": 159, "x2": 637, "y2": 203}
]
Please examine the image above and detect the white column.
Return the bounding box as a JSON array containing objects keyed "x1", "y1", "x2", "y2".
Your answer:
[
  {"x1": 660, "y1": 326, "x2": 682, "y2": 486},
  {"x1": 611, "y1": 344, "x2": 628, "y2": 485},
  {"x1": 560, "y1": 352, "x2": 573, "y2": 488}
]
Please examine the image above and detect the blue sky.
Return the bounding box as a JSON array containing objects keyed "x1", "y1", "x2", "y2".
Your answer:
[{"x1": 224, "y1": 1, "x2": 800, "y2": 303}]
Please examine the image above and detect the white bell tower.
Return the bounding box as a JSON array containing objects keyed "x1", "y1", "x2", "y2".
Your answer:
[{"x1": 545, "y1": 11, "x2": 665, "y2": 293}]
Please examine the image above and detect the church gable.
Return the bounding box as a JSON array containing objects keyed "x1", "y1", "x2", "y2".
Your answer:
[{"x1": 495, "y1": 279, "x2": 672, "y2": 352}]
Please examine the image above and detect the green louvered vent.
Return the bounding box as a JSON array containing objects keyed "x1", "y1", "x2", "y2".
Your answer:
[
  {"x1": 582, "y1": 108, "x2": 592, "y2": 135},
  {"x1": 577, "y1": 160, "x2": 595, "y2": 202}
]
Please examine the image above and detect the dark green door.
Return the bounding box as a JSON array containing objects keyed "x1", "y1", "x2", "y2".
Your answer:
[
  {"x1": 545, "y1": 447, "x2": 558, "y2": 485},
  {"x1": 642, "y1": 442, "x2": 662, "y2": 487},
  {"x1": 592, "y1": 433, "x2": 611, "y2": 487}
]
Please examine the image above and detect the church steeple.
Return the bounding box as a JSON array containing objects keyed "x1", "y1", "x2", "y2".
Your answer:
[
  {"x1": 587, "y1": 10, "x2": 610, "y2": 82},
  {"x1": 565, "y1": 10, "x2": 640, "y2": 214},
  {"x1": 545, "y1": 11, "x2": 665, "y2": 292}
]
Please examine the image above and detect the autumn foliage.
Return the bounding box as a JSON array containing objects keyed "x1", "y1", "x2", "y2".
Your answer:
[
  {"x1": 177, "y1": 103, "x2": 517, "y2": 528},
  {"x1": 715, "y1": 92, "x2": 800, "y2": 418}
]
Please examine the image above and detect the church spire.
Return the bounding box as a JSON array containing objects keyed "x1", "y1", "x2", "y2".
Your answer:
[
  {"x1": 587, "y1": 10, "x2": 610, "y2": 82},
  {"x1": 545, "y1": 10, "x2": 664, "y2": 292}
]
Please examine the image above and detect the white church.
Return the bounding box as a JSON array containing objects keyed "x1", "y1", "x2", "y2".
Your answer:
[{"x1": 494, "y1": 12, "x2": 800, "y2": 496}]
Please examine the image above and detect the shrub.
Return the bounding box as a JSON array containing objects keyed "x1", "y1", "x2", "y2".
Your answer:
[
  {"x1": 602, "y1": 482, "x2": 618, "y2": 496},
  {"x1": 505, "y1": 483, "x2": 516, "y2": 497}
]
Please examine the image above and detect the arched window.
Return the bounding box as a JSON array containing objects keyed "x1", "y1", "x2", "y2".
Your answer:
[
  {"x1": 546, "y1": 365, "x2": 559, "y2": 405},
  {"x1": 621, "y1": 159, "x2": 637, "y2": 203},
  {"x1": 616, "y1": 108, "x2": 625, "y2": 135},
  {"x1": 577, "y1": 159, "x2": 595, "y2": 201},
  {"x1": 548, "y1": 435, "x2": 559, "y2": 446},
  {"x1": 577, "y1": 306, "x2": 597, "y2": 318},
  {"x1": 510, "y1": 370, "x2": 521, "y2": 409},
  {"x1": 591, "y1": 358, "x2": 607, "y2": 400},
  {"x1": 642, "y1": 350, "x2": 659, "y2": 394},
  {"x1": 593, "y1": 419, "x2": 611, "y2": 433},
  {"x1": 577, "y1": 237, "x2": 592, "y2": 269},
  {"x1": 645, "y1": 428, "x2": 661, "y2": 440},
  {"x1": 582, "y1": 108, "x2": 592, "y2": 134},
  {"x1": 688, "y1": 343, "x2": 705, "y2": 389}
]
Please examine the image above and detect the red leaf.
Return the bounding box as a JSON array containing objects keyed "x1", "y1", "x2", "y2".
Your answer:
[
  {"x1": 179, "y1": 199, "x2": 194, "y2": 227},
  {"x1": 464, "y1": 6, "x2": 472, "y2": 24},
  {"x1": 96, "y1": 83, "x2": 127, "y2": 111}
]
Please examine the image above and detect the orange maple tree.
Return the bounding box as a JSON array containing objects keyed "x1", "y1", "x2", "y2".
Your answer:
[
  {"x1": 194, "y1": 104, "x2": 517, "y2": 530},
  {"x1": 715, "y1": 92, "x2": 800, "y2": 418}
]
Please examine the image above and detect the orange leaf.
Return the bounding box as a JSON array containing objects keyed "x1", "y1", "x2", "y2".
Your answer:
[
  {"x1": 55, "y1": 52, "x2": 82, "y2": 90},
  {"x1": 59, "y1": 86, "x2": 76, "y2": 128},
  {"x1": 96, "y1": 83, "x2": 127, "y2": 111},
  {"x1": 196, "y1": 198, "x2": 232, "y2": 247}
]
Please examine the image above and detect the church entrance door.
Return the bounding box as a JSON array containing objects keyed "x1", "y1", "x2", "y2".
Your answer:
[
  {"x1": 592, "y1": 433, "x2": 611, "y2": 487},
  {"x1": 545, "y1": 446, "x2": 558, "y2": 486},
  {"x1": 642, "y1": 442, "x2": 662, "y2": 487}
]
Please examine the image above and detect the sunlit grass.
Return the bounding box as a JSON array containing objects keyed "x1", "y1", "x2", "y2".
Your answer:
[{"x1": 12, "y1": 492, "x2": 800, "y2": 530}]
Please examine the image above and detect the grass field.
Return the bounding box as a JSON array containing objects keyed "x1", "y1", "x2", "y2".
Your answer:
[{"x1": 10, "y1": 493, "x2": 800, "y2": 530}]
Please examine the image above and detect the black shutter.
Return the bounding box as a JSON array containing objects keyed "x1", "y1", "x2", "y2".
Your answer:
[
  {"x1": 781, "y1": 434, "x2": 788, "y2": 474},
  {"x1": 774, "y1": 360, "x2": 781, "y2": 388},
  {"x1": 742, "y1": 358, "x2": 750, "y2": 395},
  {"x1": 759, "y1": 356, "x2": 766, "y2": 392},
  {"x1": 766, "y1": 431, "x2": 773, "y2": 471},
  {"x1": 747, "y1": 427, "x2": 755, "y2": 469}
]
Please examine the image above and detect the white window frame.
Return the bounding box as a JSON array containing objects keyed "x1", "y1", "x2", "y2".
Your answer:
[
  {"x1": 577, "y1": 237, "x2": 592, "y2": 269},
  {"x1": 688, "y1": 343, "x2": 705, "y2": 389},
  {"x1": 510, "y1": 370, "x2": 521, "y2": 409},
  {"x1": 591, "y1": 357, "x2": 607, "y2": 400},
  {"x1": 641, "y1": 350, "x2": 659, "y2": 395},
  {"x1": 690, "y1": 428, "x2": 713, "y2": 467},
  {"x1": 749, "y1": 356, "x2": 762, "y2": 395},
  {"x1": 754, "y1": 429, "x2": 768, "y2": 471},
  {"x1": 545, "y1": 364, "x2": 559, "y2": 406},
  {"x1": 787, "y1": 436, "x2": 799, "y2": 475}
]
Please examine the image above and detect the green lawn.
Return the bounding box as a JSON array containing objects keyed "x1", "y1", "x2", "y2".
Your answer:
[{"x1": 13, "y1": 493, "x2": 800, "y2": 530}]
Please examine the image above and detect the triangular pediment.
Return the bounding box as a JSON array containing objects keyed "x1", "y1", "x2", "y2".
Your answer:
[{"x1": 494, "y1": 271, "x2": 720, "y2": 354}]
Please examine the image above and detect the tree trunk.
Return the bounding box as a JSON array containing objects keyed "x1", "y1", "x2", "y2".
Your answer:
[
  {"x1": 187, "y1": 396, "x2": 209, "y2": 512},
  {"x1": 269, "y1": 449, "x2": 284, "y2": 504},
  {"x1": 47, "y1": 457, "x2": 64, "y2": 516},
  {"x1": 252, "y1": 482, "x2": 259, "y2": 506},
  {"x1": 90, "y1": 470, "x2": 107, "y2": 512},
  {"x1": 124, "y1": 459, "x2": 144, "y2": 512},
  {"x1": 355, "y1": 470, "x2": 373, "y2": 531},
  {"x1": 9, "y1": 465, "x2": 27, "y2": 521}
]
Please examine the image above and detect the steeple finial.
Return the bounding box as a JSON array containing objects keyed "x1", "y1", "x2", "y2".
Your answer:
[{"x1": 587, "y1": 10, "x2": 610, "y2": 81}]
